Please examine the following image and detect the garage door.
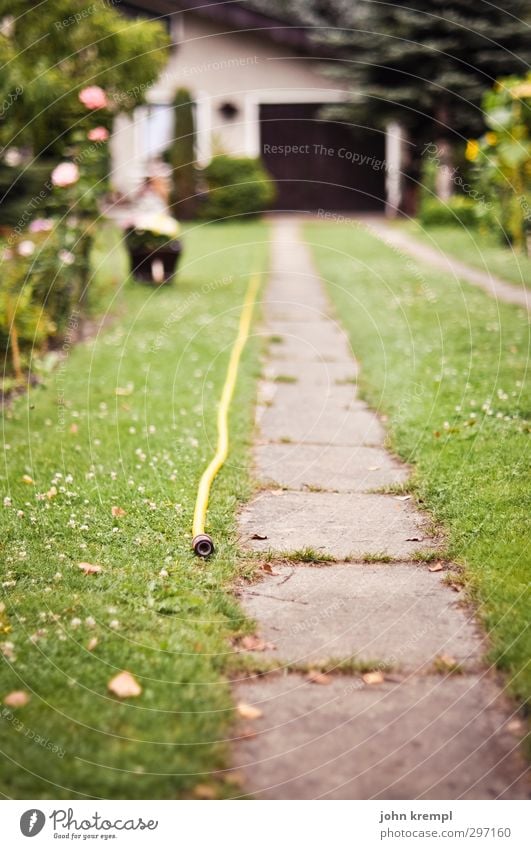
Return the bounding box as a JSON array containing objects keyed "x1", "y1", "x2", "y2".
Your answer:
[{"x1": 260, "y1": 103, "x2": 386, "y2": 212}]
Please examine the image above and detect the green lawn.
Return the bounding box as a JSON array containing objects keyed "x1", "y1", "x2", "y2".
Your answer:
[
  {"x1": 306, "y1": 221, "x2": 531, "y2": 706},
  {"x1": 0, "y1": 221, "x2": 268, "y2": 799},
  {"x1": 400, "y1": 220, "x2": 531, "y2": 289}
]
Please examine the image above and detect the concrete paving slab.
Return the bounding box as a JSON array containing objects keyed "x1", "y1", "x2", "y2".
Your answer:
[
  {"x1": 263, "y1": 359, "x2": 359, "y2": 387},
  {"x1": 266, "y1": 321, "x2": 353, "y2": 361},
  {"x1": 264, "y1": 300, "x2": 332, "y2": 323},
  {"x1": 267, "y1": 330, "x2": 352, "y2": 364},
  {"x1": 238, "y1": 563, "x2": 483, "y2": 669},
  {"x1": 233, "y1": 673, "x2": 529, "y2": 799},
  {"x1": 259, "y1": 402, "x2": 385, "y2": 446},
  {"x1": 265, "y1": 277, "x2": 329, "y2": 302},
  {"x1": 254, "y1": 443, "x2": 407, "y2": 491},
  {"x1": 266, "y1": 278, "x2": 329, "y2": 314},
  {"x1": 267, "y1": 380, "x2": 362, "y2": 414},
  {"x1": 239, "y1": 491, "x2": 431, "y2": 559}
]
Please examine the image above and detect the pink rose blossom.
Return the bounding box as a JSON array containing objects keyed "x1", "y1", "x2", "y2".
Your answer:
[
  {"x1": 51, "y1": 162, "x2": 79, "y2": 187},
  {"x1": 17, "y1": 240, "x2": 35, "y2": 257},
  {"x1": 29, "y1": 218, "x2": 54, "y2": 233},
  {"x1": 87, "y1": 126, "x2": 109, "y2": 142},
  {"x1": 78, "y1": 86, "x2": 108, "y2": 110}
]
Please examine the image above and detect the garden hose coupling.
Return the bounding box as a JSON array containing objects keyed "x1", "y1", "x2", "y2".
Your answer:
[{"x1": 192, "y1": 533, "x2": 214, "y2": 558}]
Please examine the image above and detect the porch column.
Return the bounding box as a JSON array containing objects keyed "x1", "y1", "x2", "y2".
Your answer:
[
  {"x1": 195, "y1": 92, "x2": 212, "y2": 166},
  {"x1": 385, "y1": 121, "x2": 404, "y2": 217},
  {"x1": 243, "y1": 95, "x2": 260, "y2": 158}
]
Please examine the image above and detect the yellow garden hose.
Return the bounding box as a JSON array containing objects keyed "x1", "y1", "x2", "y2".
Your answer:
[{"x1": 192, "y1": 272, "x2": 261, "y2": 557}]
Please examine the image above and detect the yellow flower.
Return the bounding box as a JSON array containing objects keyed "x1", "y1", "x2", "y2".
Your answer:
[
  {"x1": 465, "y1": 139, "x2": 479, "y2": 161},
  {"x1": 485, "y1": 132, "x2": 497, "y2": 146},
  {"x1": 510, "y1": 81, "x2": 531, "y2": 99}
]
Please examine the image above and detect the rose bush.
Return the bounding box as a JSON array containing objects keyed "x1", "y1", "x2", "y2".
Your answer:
[{"x1": 0, "y1": 85, "x2": 121, "y2": 385}]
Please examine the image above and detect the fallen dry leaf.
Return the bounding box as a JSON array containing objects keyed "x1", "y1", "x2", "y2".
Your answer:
[
  {"x1": 115, "y1": 385, "x2": 133, "y2": 396},
  {"x1": 4, "y1": 690, "x2": 30, "y2": 708},
  {"x1": 236, "y1": 702, "x2": 262, "y2": 720},
  {"x1": 307, "y1": 670, "x2": 331, "y2": 685},
  {"x1": 261, "y1": 563, "x2": 279, "y2": 576},
  {"x1": 21, "y1": 475, "x2": 34, "y2": 485},
  {"x1": 436, "y1": 653, "x2": 458, "y2": 671},
  {"x1": 111, "y1": 506, "x2": 126, "y2": 518},
  {"x1": 362, "y1": 670, "x2": 385, "y2": 685},
  {"x1": 78, "y1": 562, "x2": 102, "y2": 575},
  {"x1": 222, "y1": 770, "x2": 245, "y2": 786},
  {"x1": 108, "y1": 671, "x2": 142, "y2": 698},
  {"x1": 428, "y1": 562, "x2": 443, "y2": 572},
  {"x1": 238, "y1": 634, "x2": 275, "y2": 652},
  {"x1": 87, "y1": 637, "x2": 98, "y2": 652},
  {"x1": 193, "y1": 783, "x2": 216, "y2": 800},
  {"x1": 238, "y1": 726, "x2": 258, "y2": 740},
  {"x1": 251, "y1": 533, "x2": 268, "y2": 540}
]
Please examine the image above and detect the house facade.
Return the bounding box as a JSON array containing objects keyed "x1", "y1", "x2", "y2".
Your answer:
[{"x1": 113, "y1": 1, "x2": 404, "y2": 213}]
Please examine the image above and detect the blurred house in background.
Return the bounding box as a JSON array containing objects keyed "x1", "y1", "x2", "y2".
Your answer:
[{"x1": 114, "y1": 1, "x2": 403, "y2": 213}]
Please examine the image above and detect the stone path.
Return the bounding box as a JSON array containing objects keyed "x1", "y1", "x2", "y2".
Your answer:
[
  {"x1": 231, "y1": 218, "x2": 529, "y2": 800},
  {"x1": 366, "y1": 218, "x2": 530, "y2": 312}
]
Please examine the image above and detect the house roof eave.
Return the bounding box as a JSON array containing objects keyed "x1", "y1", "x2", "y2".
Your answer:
[{"x1": 121, "y1": 1, "x2": 337, "y2": 57}]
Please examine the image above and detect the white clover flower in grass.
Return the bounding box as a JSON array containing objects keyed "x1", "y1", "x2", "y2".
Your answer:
[{"x1": 59, "y1": 249, "x2": 75, "y2": 266}]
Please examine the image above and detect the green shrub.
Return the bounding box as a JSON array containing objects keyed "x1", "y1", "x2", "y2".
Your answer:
[
  {"x1": 0, "y1": 221, "x2": 125, "y2": 380},
  {"x1": 419, "y1": 195, "x2": 480, "y2": 228},
  {"x1": 198, "y1": 155, "x2": 276, "y2": 220},
  {"x1": 0, "y1": 159, "x2": 56, "y2": 227},
  {"x1": 167, "y1": 88, "x2": 197, "y2": 218}
]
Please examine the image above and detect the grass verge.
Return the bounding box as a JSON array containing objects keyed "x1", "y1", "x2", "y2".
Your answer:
[
  {"x1": 306, "y1": 220, "x2": 530, "y2": 706},
  {"x1": 0, "y1": 220, "x2": 268, "y2": 798},
  {"x1": 400, "y1": 220, "x2": 531, "y2": 289}
]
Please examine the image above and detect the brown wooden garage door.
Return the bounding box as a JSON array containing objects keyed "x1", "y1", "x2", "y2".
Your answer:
[{"x1": 260, "y1": 103, "x2": 386, "y2": 212}]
